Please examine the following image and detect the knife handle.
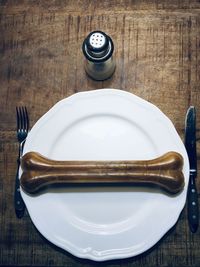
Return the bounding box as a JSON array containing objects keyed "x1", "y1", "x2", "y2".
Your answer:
[
  {"x1": 187, "y1": 173, "x2": 199, "y2": 233},
  {"x1": 20, "y1": 151, "x2": 185, "y2": 194}
]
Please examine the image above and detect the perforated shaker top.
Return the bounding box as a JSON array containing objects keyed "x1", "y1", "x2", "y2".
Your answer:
[{"x1": 88, "y1": 32, "x2": 107, "y2": 49}]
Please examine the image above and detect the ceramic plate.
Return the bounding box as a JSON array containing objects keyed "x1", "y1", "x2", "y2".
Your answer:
[{"x1": 20, "y1": 89, "x2": 189, "y2": 261}]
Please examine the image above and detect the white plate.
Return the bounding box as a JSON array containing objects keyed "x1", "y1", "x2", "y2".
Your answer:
[{"x1": 20, "y1": 89, "x2": 189, "y2": 261}]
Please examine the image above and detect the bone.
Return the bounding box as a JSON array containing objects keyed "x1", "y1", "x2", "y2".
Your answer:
[{"x1": 20, "y1": 151, "x2": 185, "y2": 194}]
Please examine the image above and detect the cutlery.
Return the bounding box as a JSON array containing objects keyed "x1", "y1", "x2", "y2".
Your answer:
[
  {"x1": 185, "y1": 106, "x2": 199, "y2": 233},
  {"x1": 15, "y1": 106, "x2": 29, "y2": 218},
  {"x1": 20, "y1": 151, "x2": 184, "y2": 194}
]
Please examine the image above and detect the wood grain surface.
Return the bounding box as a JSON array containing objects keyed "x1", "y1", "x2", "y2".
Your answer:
[{"x1": 0, "y1": 1, "x2": 200, "y2": 266}]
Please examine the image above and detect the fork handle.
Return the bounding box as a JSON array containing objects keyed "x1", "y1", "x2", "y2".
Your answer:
[{"x1": 14, "y1": 159, "x2": 25, "y2": 218}]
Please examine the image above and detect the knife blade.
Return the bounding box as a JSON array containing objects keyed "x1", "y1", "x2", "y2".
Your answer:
[{"x1": 185, "y1": 106, "x2": 199, "y2": 233}]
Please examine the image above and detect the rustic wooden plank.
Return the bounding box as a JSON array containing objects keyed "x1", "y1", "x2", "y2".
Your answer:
[
  {"x1": 0, "y1": 0, "x2": 200, "y2": 14},
  {"x1": 0, "y1": 1, "x2": 200, "y2": 266},
  {"x1": 1, "y1": 12, "x2": 199, "y2": 124}
]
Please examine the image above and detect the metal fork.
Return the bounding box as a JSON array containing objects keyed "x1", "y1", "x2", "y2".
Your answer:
[{"x1": 15, "y1": 106, "x2": 29, "y2": 218}]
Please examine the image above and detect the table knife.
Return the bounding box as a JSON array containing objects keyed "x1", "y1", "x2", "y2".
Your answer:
[{"x1": 185, "y1": 106, "x2": 199, "y2": 233}]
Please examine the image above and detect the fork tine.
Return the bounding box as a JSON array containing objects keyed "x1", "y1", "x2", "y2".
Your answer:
[
  {"x1": 16, "y1": 107, "x2": 20, "y2": 130},
  {"x1": 24, "y1": 106, "x2": 29, "y2": 131},
  {"x1": 22, "y1": 107, "x2": 26, "y2": 130},
  {"x1": 16, "y1": 107, "x2": 19, "y2": 129},
  {"x1": 18, "y1": 106, "x2": 24, "y2": 130},
  {"x1": 19, "y1": 106, "x2": 24, "y2": 130}
]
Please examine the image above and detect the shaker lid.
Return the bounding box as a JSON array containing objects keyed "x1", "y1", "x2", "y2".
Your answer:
[{"x1": 82, "y1": 31, "x2": 114, "y2": 62}]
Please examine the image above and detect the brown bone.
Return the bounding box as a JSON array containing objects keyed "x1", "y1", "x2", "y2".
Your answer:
[{"x1": 20, "y1": 151, "x2": 185, "y2": 194}]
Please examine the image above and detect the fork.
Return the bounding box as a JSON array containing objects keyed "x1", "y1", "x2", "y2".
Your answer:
[{"x1": 15, "y1": 106, "x2": 29, "y2": 218}]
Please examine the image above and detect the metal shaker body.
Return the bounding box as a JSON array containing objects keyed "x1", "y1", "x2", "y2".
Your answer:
[{"x1": 82, "y1": 31, "x2": 116, "y2": 81}]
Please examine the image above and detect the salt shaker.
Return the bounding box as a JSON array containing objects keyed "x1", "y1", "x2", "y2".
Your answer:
[{"x1": 82, "y1": 31, "x2": 116, "y2": 81}]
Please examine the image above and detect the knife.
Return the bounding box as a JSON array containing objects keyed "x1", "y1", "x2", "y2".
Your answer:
[{"x1": 185, "y1": 106, "x2": 199, "y2": 233}]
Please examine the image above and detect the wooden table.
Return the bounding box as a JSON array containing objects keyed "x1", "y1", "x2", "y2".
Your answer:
[{"x1": 0, "y1": 1, "x2": 200, "y2": 266}]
